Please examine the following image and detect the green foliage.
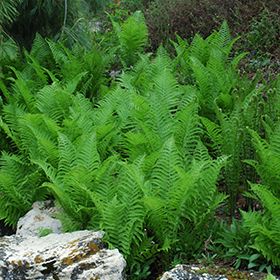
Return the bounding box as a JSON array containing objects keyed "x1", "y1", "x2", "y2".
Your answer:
[
  {"x1": 0, "y1": 0, "x2": 21, "y2": 25},
  {"x1": 242, "y1": 184, "x2": 280, "y2": 267},
  {"x1": 248, "y1": 123, "x2": 280, "y2": 196},
  {"x1": 0, "y1": 24, "x2": 227, "y2": 276},
  {"x1": 1, "y1": 13, "x2": 280, "y2": 278},
  {"x1": 0, "y1": 153, "x2": 46, "y2": 226},
  {"x1": 38, "y1": 227, "x2": 53, "y2": 237},
  {"x1": 2, "y1": 0, "x2": 98, "y2": 48},
  {"x1": 246, "y1": 8, "x2": 280, "y2": 55},
  {"x1": 112, "y1": 11, "x2": 148, "y2": 66},
  {"x1": 215, "y1": 219, "x2": 267, "y2": 270},
  {"x1": 241, "y1": 122, "x2": 280, "y2": 268},
  {"x1": 265, "y1": 274, "x2": 277, "y2": 280},
  {"x1": 172, "y1": 22, "x2": 263, "y2": 213}
]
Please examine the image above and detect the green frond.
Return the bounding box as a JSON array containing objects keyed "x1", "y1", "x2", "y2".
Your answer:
[
  {"x1": 115, "y1": 163, "x2": 146, "y2": 256},
  {"x1": 18, "y1": 114, "x2": 59, "y2": 164},
  {"x1": 141, "y1": 69, "x2": 179, "y2": 144},
  {"x1": 190, "y1": 56, "x2": 216, "y2": 112},
  {"x1": 189, "y1": 34, "x2": 209, "y2": 65},
  {"x1": 243, "y1": 184, "x2": 280, "y2": 266},
  {"x1": 47, "y1": 40, "x2": 70, "y2": 66},
  {"x1": 101, "y1": 196, "x2": 126, "y2": 250},
  {"x1": 0, "y1": 152, "x2": 44, "y2": 226},
  {"x1": 113, "y1": 11, "x2": 148, "y2": 66},
  {"x1": 9, "y1": 68, "x2": 36, "y2": 112},
  {"x1": 201, "y1": 116, "x2": 223, "y2": 154},
  {"x1": 75, "y1": 132, "x2": 100, "y2": 174},
  {"x1": 36, "y1": 83, "x2": 73, "y2": 123},
  {"x1": 249, "y1": 126, "x2": 280, "y2": 194},
  {"x1": 175, "y1": 101, "x2": 201, "y2": 161},
  {"x1": 57, "y1": 133, "x2": 77, "y2": 179},
  {"x1": 0, "y1": 37, "x2": 19, "y2": 64},
  {"x1": 30, "y1": 34, "x2": 52, "y2": 64},
  {"x1": 250, "y1": 184, "x2": 280, "y2": 217},
  {"x1": 93, "y1": 155, "x2": 120, "y2": 202},
  {"x1": 207, "y1": 21, "x2": 232, "y2": 54},
  {"x1": 151, "y1": 137, "x2": 184, "y2": 198}
]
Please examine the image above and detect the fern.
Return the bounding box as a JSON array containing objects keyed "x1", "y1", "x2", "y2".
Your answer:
[
  {"x1": 249, "y1": 125, "x2": 280, "y2": 196},
  {"x1": 0, "y1": 153, "x2": 46, "y2": 226},
  {"x1": 2, "y1": 18, "x2": 275, "y2": 278},
  {"x1": 242, "y1": 184, "x2": 280, "y2": 266},
  {"x1": 145, "y1": 138, "x2": 226, "y2": 255},
  {"x1": 112, "y1": 11, "x2": 148, "y2": 66}
]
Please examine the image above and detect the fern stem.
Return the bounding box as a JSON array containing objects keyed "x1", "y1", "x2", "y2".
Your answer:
[{"x1": 61, "y1": 0, "x2": 68, "y2": 38}]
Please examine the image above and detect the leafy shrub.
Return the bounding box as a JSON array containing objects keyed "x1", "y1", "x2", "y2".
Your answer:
[
  {"x1": 246, "y1": 8, "x2": 279, "y2": 55},
  {"x1": 144, "y1": 0, "x2": 280, "y2": 52}
]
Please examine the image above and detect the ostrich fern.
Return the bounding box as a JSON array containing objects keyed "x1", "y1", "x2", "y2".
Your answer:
[{"x1": 1, "y1": 18, "x2": 261, "y2": 278}]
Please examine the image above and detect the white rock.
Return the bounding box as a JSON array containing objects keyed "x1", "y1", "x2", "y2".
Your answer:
[
  {"x1": 160, "y1": 264, "x2": 227, "y2": 280},
  {"x1": 16, "y1": 201, "x2": 62, "y2": 238},
  {"x1": 0, "y1": 230, "x2": 126, "y2": 280}
]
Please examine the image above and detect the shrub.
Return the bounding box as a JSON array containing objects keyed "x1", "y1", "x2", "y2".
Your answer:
[{"x1": 144, "y1": 0, "x2": 280, "y2": 51}]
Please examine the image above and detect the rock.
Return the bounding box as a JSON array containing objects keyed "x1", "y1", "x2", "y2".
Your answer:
[
  {"x1": 0, "y1": 230, "x2": 126, "y2": 279},
  {"x1": 1, "y1": 201, "x2": 126, "y2": 279},
  {"x1": 159, "y1": 264, "x2": 280, "y2": 280},
  {"x1": 160, "y1": 265, "x2": 227, "y2": 280},
  {"x1": 16, "y1": 201, "x2": 62, "y2": 238}
]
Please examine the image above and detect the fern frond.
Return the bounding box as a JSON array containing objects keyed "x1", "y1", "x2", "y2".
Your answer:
[
  {"x1": 75, "y1": 132, "x2": 100, "y2": 175},
  {"x1": 115, "y1": 163, "x2": 146, "y2": 256},
  {"x1": 243, "y1": 184, "x2": 280, "y2": 266},
  {"x1": 57, "y1": 133, "x2": 77, "y2": 179},
  {"x1": 151, "y1": 137, "x2": 183, "y2": 199},
  {"x1": 189, "y1": 34, "x2": 209, "y2": 65},
  {"x1": 29, "y1": 34, "x2": 51, "y2": 63},
  {"x1": 175, "y1": 101, "x2": 201, "y2": 161},
  {"x1": 101, "y1": 196, "x2": 126, "y2": 250},
  {"x1": 0, "y1": 153, "x2": 44, "y2": 226},
  {"x1": 190, "y1": 56, "x2": 216, "y2": 112},
  {"x1": 36, "y1": 83, "x2": 73, "y2": 123},
  {"x1": 113, "y1": 11, "x2": 148, "y2": 66},
  {"x1": 18, "y1": 114, "x2": 59, "y2": 164}
]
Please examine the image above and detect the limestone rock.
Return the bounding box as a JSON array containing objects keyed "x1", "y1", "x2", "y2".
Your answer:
[
  {"x1": 16, "y1": 201, "x2": 62, "y2": 238},
  {"x1": 160, "y1": 264, "x2": 280, "y2": 280},
  {"x1": 0, "y1": 230, "x2": 126, "y2": 280},
  {"x1": 160, "y1": 265, "x2": 227, "y2": 280}
]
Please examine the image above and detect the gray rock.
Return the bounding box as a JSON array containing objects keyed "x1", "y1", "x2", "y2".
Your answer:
[
  {"x1": 0, "y1": 230, "x2": 126, "y2": 280},
  {"x1": 160, "y1": 265, "x2": 227, "y2": 280},
  {"x1": 160, "y1": 264, "x2": 280, "y2": 280},
  {"x1": 16, "y1": 201, "x2": 62, "y2": 238}
]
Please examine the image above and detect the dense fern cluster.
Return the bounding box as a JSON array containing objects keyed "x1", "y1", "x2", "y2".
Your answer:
[{"x1": 0, "y1": 11, "x2": 280, "y2": 278}]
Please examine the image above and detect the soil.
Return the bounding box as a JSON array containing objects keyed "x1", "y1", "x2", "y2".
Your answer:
[{"x1": 0, "y1": 220, "x2": 15, "y2": 237}]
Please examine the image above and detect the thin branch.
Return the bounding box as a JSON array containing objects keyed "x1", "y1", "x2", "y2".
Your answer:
[{"x1": 61, "y1": 0, "x2": 68, "y2": 38}]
